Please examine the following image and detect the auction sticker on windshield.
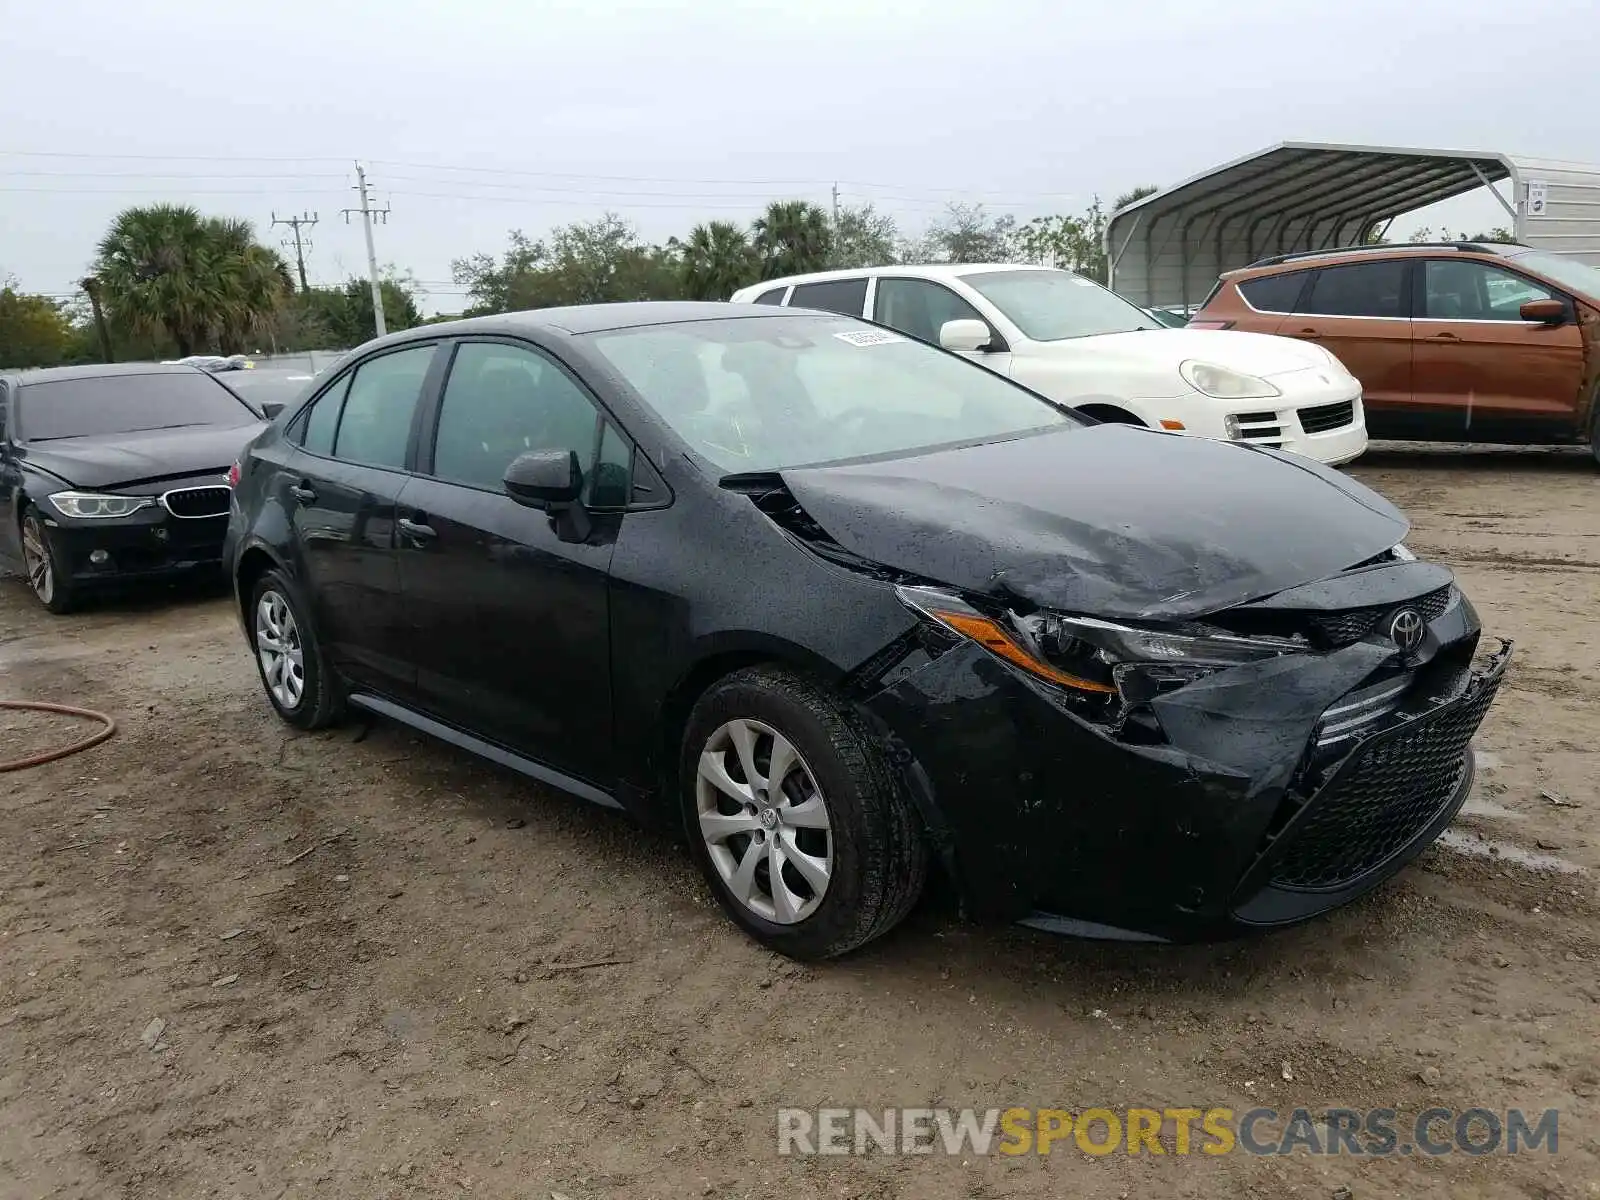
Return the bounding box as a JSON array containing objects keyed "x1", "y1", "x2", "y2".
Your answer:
[{"x1": 834, "y1": 330, "x2": 905, "y2": 347}]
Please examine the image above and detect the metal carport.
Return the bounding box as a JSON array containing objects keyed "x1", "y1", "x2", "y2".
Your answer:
[{"x1": 1105, "y1": 141, "x2": 1600, "y2": 309}]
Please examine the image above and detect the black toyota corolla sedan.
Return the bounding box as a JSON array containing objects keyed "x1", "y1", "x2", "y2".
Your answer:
[
  {"x1": 1, "y1": 363, "x2": 270, "y2": 612},
  {"x1": 224, "y1": 303, "x2": 1509, "y2": 959}
]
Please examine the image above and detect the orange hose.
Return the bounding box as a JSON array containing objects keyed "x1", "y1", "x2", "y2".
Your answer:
[{"x1": 0, "y1": 701, "x2": 117, "y2": 772}]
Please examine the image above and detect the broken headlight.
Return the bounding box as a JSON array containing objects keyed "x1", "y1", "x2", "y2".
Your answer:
[
  {"x1": 1021, "y1": 613, "x2": 1306, "y2": 705},
  {"x1": 897, "y1": 586, "x2": 1305, "y2": 709}
]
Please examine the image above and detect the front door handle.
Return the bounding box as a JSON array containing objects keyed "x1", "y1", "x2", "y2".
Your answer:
[
  {"x1": 1428, "y1": 331, "x2": 1460, "y2": 340},
  {"x1": 398, "y1": 516, "x2": 437, "y2": 543},
  {"x1": 288, "y1": 482, "x2": 316, "y2": 504}
]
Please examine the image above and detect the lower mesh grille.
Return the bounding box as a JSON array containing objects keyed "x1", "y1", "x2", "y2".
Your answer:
[{"x1": 1267, "y1": 671, "x2": 1499, "y2": 891}]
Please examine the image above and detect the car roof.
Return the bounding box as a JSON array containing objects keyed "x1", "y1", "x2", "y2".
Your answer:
[
  {"x1": 743, "y1": 263, "x2": 1059, "y2": 291},
  {"x1": 1225, "y1": 242, "x2": 1527, "y2": 278},
  {"x1": 380, "y1": 301, "x2": 813, "y2": 343},
  {"x1": 7, "y1": 362, "x2": 205, "y2": 388}
]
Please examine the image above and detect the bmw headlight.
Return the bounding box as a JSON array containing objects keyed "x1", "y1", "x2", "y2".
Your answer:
[
  {"x1": 898, "y1": 586, "x2": 1307, "y2": 711},
  {"x1": 48, "y1": 491, "x2": 154, "y2": 519},
  {"x1": 1179, "y1": 360, "x2": 1281, "y2": 400}
]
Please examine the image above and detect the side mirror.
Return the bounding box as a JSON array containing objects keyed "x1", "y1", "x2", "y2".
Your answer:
[
  {"x1": 504, "y1": 448, "x2": 582, "y2": 508},
  {"x1": 260, "y1": 401, "x2": 286, "y2": 419},
  {"x1": 938, "y1": 318, "x2": 993, "y2": 354},
  {"x1": 1520, "y1": 298, "x2": 1566, "y2": 324}
]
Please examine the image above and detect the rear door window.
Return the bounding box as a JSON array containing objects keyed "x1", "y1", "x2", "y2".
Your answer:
[
  {"x1": 331, "y1": 345, "x2": 436, "y2": 469},
  {"x1": 1300, "y1": 261, "x2": 1407, "y2": 318},
  {"x1": 788, "y1": 278, "x2": 869, "y2": 317},
  {"x1": 1239, "y1": 271, "x2": 1310, "y2": 314},
  {"x1": 752, "y1": 286, "x2": 789, "y2": 305}
]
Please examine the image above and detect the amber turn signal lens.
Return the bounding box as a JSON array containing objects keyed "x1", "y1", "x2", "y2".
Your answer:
[
  {"x1": 927, "y1": 610, "x2": 1117, "y2": 694},
  {"x1": 1159, "y1": 419, "x2": 1186, "y2": 430}
]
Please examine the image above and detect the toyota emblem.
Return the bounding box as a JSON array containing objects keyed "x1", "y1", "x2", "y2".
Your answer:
[{"x1": 1388, "y1": 609, "x2": 1425, "y2": 653}]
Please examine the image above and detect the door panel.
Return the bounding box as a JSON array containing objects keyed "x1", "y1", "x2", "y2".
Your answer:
[
  {"x1": 278, "y1": 342, "x2": 438, "y2": 698},
  {"x1": 283, "y1": 451, "x2": 414, "y2": 696},
  {"x1": 1286, "y1": 260, "x2": 1412, "y2": 421},
  {"x1": 398, "y1": 339, "x2": 620, "y2": 785},
  {"x1": 395, "y1": 476, "x2": 615, "y2": 781},
  {"x1": 1411, "y1": 259, "x2": 1587, "y2": 439}
]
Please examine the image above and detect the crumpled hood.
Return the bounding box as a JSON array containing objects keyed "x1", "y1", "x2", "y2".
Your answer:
[
  {"x1": 1067, "y1": 327, "x2": 1334, "y2": 378},
  {"x1": 777, "y1": 424, "x2": 1407, "y2": 621},
  {"x1": 20, "y1": 422, "x2": 263, "y2": 490}
]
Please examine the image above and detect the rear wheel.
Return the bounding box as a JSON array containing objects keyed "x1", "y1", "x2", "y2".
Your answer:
[
  {"x1": 20, "y1": 507, "x2": 76, "y2": 614},
  {"x1": 1589, "y1": 398, "x2": 1600, "y2": 468},
  {"x1": 248, "y1": 569, "x2": 342, "y2": 729},
  {"x1": 680, "y1": 666, "x2": 928, "y2": 959}
]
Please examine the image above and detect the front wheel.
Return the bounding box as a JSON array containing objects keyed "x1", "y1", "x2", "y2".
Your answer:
[
  {"x1": 248, "y1": 569, "x2": 342, "y2": 729},
  {"x1": 680, "y1": 666, "x2": 928, "y2": 960},
  {"x1": 20, "y1": 507, "x2": 76, "y2": 614}
]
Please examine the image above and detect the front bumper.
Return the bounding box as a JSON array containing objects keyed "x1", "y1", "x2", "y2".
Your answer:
[
  {"x1": 39, "y1": 503, "x2": 229, "y2": 586},
  {"x1": 1161, "y1": 375, "x2": 1369, "y2": 466},
  {"x1": 861, "y1": 591, "x2": 1507, "y2": 942}
]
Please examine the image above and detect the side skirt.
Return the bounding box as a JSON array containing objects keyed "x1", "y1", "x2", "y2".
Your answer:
[{"x1": 346, "y1": 692, "x2": 623, "y2": 811}]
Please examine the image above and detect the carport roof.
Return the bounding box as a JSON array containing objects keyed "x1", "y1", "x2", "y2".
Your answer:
[{"x1": 1104, "y1": 141, "x2": 1600, "y2": 307}]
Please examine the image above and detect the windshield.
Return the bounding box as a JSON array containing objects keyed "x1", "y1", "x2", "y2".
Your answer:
[
  {"x1": 17, "y1": 371, "x2": 257, "y2": 441},
  {"x1": 1505, "y1": 249, "x2": 1600, "y2": 300},
  {"x1": 961, "y1": 269, "x2": 1160, "y2": 341},
  {"x1": 588, "y1": 313, "x2": 1076, "y2": 473}
]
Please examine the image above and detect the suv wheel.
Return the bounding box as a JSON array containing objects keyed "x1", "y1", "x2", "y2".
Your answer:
[
  {"x1": 1590, "y1": 398, "x2": 1600, "y2": 468},
  {"x1": 249, "y1": 569, "x2": 342, "y2": 729},
  {"x1": 680, "y1": 666, "x2": 928, "y2": 959},
  {"x1": 20, "y1": 507, "x2": 77, "y2": 614}
]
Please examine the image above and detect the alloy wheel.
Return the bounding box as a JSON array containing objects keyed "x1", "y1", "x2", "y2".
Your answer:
[
  {"x1": 20, "y1": 516, "x2": 53, "y2": 605},
  {"x1": 255, "y1": 589, "x2": 306, "y2": 710},
  {"x1": 695, "y1": 718, "x2": 834, "y2": 924}
]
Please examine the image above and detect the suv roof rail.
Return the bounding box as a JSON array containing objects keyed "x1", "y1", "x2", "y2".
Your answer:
[{"x1": 1245, "y1": 242, "x2": 1498, "y2": 269}]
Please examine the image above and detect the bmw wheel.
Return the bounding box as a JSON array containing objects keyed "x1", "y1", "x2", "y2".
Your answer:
[
  {"x1": 680, "y1": 666, "x2": 928, "y2": 959},
  {"x1": 20, "y1": 507, "x2": 77, "y2": 614},
  {"x1": 248, "y1": 569, "x2": 342, "y2": 730}
]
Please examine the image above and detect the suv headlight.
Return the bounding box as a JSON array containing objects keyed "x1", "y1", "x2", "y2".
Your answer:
[
  {"x1": 1179, "y1": 360, "x2": 1281, "y2": 399},
  {"x1": 48, "y1": 491, "x2": 155, "y2": 519},
  {"x1": 898, "y1": 586, "x2": 1306, "y2": 709}
]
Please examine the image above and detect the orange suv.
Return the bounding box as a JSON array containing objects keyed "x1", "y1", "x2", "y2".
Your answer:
[{"x1": 1191, "y1": 243, "x2": 1600, "y2": 462}]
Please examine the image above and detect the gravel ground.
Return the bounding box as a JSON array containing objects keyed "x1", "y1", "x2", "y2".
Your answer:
[{"x1": 1, "y1": 442, "x2": 1596, "y2": 1199}]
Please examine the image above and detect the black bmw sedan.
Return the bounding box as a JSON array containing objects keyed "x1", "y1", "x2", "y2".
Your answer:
[
  {"x1": 224, "y1": 303, "x2": 1508, "y2": 959},
  {"x1": 1, "y1": 363, "x2": 269, "y2": 612}
]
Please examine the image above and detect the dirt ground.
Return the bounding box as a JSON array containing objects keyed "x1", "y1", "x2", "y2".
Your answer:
[{"x1": 2, "y1": 442, "x2": 1597, "y2": 1200}]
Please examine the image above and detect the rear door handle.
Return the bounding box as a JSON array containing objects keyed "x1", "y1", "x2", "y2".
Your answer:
[
  {"x1": 288, "y1": 483, "x2": 316, "y2": 504},
  {"x1": 1428, "y1": 332, "x2": 1460, "y2": 340},
  {"x1": 398, "y1": 516, "x2": 437, "y2": 543}
]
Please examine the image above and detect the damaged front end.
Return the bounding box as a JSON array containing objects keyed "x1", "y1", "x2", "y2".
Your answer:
[{"x1": 854, "y1": 563, "x2": 1510, "y2": 942}]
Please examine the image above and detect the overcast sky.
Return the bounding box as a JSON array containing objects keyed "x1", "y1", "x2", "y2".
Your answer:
[{"x1": 2, "y1": 0, "x2": 1592, "y2": 312}]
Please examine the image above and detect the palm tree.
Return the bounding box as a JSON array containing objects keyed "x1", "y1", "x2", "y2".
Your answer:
[
  {"x1": 94, "y1": 206, "x2": 289, "y2": 356},
  {"x1": 753, "y1": 201, "x2": 833, "y2": 280},
  {"x1": 681, "y1": 221, "x2": 756, "y2": 300}
]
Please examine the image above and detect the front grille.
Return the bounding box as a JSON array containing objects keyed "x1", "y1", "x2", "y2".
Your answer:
[
  {"x1": 1298, "y1": 399, "x2": 1356, "y2": 434},
  {"x1": 161, "y1": 486, "x2": 231, "y2": 519},
  {"x1": 1307, "y1": 585, "x2": 1453, "y2": 648},
  {"x1": 1267, "y1": 672, "x2": 1500, "y2": 891}
]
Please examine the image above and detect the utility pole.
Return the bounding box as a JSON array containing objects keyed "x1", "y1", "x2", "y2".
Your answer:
[
  {"x1": 271, "y1": 210, "x2": 319, "y2": 292},
  {"x1": 341, "y1": 163, "x2": 391, "y2": 338},
  {"x1": 830, "y1": 183, "x2": 840, "y2": 267}
]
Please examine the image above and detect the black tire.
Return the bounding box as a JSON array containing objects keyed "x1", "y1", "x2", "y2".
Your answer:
[
  {"x1": 247, "y1": 568, "x2": 343, "y2": 730},
  {"x1": 19, "y1": 506, "x2": 78, "y2": 614},
  {"x1": 1589, "y1": 399, "x2": 1600, "y2": 468},
  {"x1": 679, "y1": 665, "x2": 928, "y2": 960}
]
